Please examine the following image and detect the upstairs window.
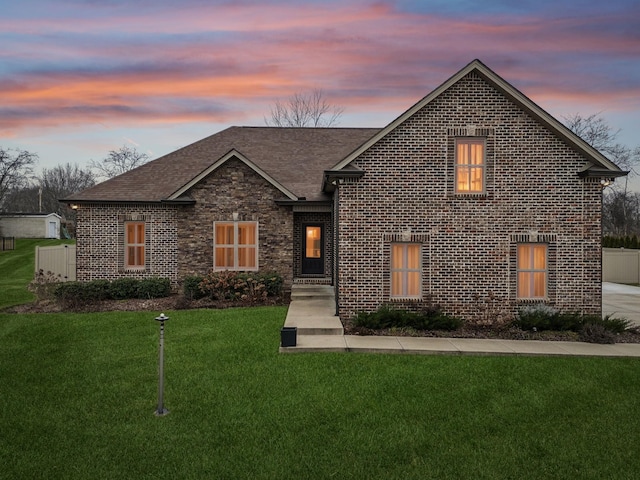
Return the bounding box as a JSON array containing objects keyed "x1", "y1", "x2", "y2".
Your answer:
[
  {"x1": 517, "y1": 244, "x2": 548, "y2": 299},
  {"x1": 214, "y1": 221, "x2": 258, "y2": 271},
  {"x1": 455, "y1": 138, "x2": 485, "y2": 193},
  {"x1": 390, "y1": 243, "x2": 421, "y2": 299},
  {"x1": 125, "y1": 222, "x2": 145, "y2": 269}
]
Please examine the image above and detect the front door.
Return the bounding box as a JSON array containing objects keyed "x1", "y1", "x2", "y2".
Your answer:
[{"x1": 301, "y1": 224, "x2": 324, "y2": 275}]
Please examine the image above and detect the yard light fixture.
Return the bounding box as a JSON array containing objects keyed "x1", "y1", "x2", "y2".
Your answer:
[{"x1": 154, "y1": 313, "x2": 170, "y2": 416}]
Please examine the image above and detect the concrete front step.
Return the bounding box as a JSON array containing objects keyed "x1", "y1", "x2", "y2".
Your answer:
[
  {"x1": 284, "y1": 284, "x2": 343, "y2": 336},
  {"x1": 290, "y1": 284, "x2": 335, "y2": 299}
]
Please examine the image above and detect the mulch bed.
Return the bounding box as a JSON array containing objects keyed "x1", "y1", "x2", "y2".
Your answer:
[{"x1": 345, "y1": 323, "x2": 640, "y2": 344}]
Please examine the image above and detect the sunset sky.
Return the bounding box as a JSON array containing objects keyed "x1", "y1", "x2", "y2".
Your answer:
[{"x1": 1, "y1": 0, "x2": 639, "y2": 189}]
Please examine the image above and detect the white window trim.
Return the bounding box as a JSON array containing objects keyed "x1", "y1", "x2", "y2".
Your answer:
[
  {"x1": 455, "y1": 137, "x2": 486, "y2": 194},
  {"x1": 390, "y1": 243, "x2": 422, "y2": 300},
  {"x1": 213, "y1": 221, "x2": 259, "y2": 271},
  {"x1": 517, "y1": 243, "x2": 548, "y2": 300}
]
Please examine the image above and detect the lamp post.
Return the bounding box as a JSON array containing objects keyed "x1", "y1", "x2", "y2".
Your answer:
[{"x1": 155, "y1": 313, "x2": 169, "y2": 416}]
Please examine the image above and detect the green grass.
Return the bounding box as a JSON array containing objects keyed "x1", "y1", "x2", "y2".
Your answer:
[
  {"x1": 0, "y1": 238, "x2": 74, "y2": 309},
  {"x1": 1, "y1": 307, "x2": 639, "y2": 479}
]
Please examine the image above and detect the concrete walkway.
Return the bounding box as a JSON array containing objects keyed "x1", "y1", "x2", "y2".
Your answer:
[{"x1": 281, "y1": 284, "x2": 640, "y2": 357}]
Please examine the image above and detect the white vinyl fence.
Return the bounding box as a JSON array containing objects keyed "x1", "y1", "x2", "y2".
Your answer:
[
  {"x1": 603, "y1": 248, "x2": 640, "y2": 284},
  {"x1": 35, "y1": 244, "x2": 76, "y2": 281}
]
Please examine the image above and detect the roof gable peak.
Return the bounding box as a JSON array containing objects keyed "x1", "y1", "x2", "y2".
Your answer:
[{"x1": 331, "y1": 59, "x2": 623, "y2": 175}]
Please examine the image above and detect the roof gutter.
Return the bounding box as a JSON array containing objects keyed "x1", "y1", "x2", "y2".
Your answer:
[{"x1": 323, "y1": 169, "x2": 365, "y2": 193}]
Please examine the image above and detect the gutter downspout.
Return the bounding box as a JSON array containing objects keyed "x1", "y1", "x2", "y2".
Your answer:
[{"x1": 334, "y1": 184, "x2": 340, "y2": 317}]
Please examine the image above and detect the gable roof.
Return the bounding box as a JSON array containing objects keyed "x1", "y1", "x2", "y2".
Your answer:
[
  {"x1": 65, "y1": 127, "x2": 380, "y2": 203},
  {"x1": 331, "y1": 59, "x2": 625, "y2": 176}
]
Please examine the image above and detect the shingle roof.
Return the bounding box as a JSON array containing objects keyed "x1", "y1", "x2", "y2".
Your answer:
[{"x1": 65, "y1": 127, "x2": 380, "y2": 203}]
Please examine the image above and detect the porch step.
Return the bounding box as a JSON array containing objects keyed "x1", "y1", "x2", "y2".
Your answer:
[
  {"x1": 291, "y1": 284, "x2": 335, "y2": 299},
  {"x1": 293, "y1": 277, "x2": 333, "y2": 285},
  {"x1": 284, "y1": 285, "x2": 343, "y2": 336}
]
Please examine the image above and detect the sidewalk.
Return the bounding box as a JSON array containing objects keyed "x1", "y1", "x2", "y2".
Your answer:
[{"x1": 280, "y1": 284, "x2": 640, "y2": 357}]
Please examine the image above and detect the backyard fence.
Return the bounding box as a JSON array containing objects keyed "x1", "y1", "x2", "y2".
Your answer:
[
  {"x1": 603, "y1": 248, "x2": 640, "y2": 284},
  {"x1": 35, "y1": 244, "x2": 76, "y2": 281},
  {"x1": 1, "y1": 237, "x2": 15, "y2": 251}
]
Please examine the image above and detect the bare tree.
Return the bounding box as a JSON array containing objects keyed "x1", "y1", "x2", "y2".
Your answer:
[
  {"x1": 89, "y1": 145, "x2": 150, "y2": 180},
  {"x1": 565, "y1": 113, "x2": 640, "y2": 236},
  {"x1": 265, "y1": 89, "x2": 344, "y2": 127},
  {"x1": 39, "y1": 163, "x2": 95, "y2": 217},
  {"x1": 0, "y1": 148, "x2": 38, "y2": 210},
  {"x1": 564, "y1": 113, "x2": 639, "y2": 175}
]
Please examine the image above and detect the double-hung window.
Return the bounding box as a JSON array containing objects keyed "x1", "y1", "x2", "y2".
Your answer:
[
  {"x1": 455, "y1": 138, "x2": 485, "y2": 193},
  {"x1": 214, "y1": 221, "x2": 258, "y2": 271},
  {"x1": 517, "y1": 244, "x2": 548, "y2": 299},
  {"x1": 125, "y1": 221, "x2": 145, "y2": 269},
  {"x1": 390, "y1": 243, "x2": 421, "y2": 299}
]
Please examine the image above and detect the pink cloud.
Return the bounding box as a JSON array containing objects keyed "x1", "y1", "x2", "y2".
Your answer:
[{"x1": 0, "y1": 0, "x2": 638, "y2": 137}]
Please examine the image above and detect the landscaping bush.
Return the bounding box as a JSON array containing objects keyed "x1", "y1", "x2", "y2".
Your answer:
[
  {"x1": 83, "y1": 279, "x2": 111, "y2": 301},
  {"x1": 580, "y1": 322, "x2": 615, "y2": 344},
  {"x1": 137, "y1": 277, "x2": 171, "y2": 299},
  {"x1": 516, "y1": 305, "x2": 631, "y2": 337},
  {"x1": 29, "y1": 270, "x2": 63, "y2": 302},
  {"x1": 198, "y1": 270, "x2": 284, "y2": 303},
  {"x1": 259, "y1": 271, "x2": 284, "y2": 297},
  {"x1": 109, "y1": 278, "x2": 140, "y2": 300},
  {"x1": 53, "y1": 281, "x2": 109, "y2": 309},
  {"x1": 183, "y1": 276, "x2": 206, "y2": 300},
  {"x1": 354, "y1": 305, "x2": 462, "y2": 331}
]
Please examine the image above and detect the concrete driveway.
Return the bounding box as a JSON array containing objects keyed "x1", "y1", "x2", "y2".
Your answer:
[{"x1": 603, "y1": 282, "x2": 640, "y2": 326}]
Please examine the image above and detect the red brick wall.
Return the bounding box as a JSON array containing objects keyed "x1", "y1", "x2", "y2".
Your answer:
[{"x1": 337, "y1": 72, "x2": 603, "y2": 321}]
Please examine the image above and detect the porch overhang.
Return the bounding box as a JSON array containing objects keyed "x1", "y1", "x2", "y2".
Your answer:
[{"x1": 275, "y1": 199, "x2": 333, "y2": 212}]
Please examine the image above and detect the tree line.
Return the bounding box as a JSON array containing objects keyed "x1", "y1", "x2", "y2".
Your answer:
[{"x1": 0, "y1": 145, "x2": 150, "y2": 221}]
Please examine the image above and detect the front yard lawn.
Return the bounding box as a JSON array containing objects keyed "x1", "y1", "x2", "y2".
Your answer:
[{"x1": 1, "y1": 306, "x2": 639, "y2": 479}]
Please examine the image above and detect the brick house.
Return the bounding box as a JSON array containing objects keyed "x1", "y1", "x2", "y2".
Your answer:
[{"x1": 64, "y1": 60, "x2": 625, "y2": 321}]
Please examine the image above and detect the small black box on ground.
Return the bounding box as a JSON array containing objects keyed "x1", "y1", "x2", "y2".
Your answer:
[{"x1": 280, "y1": 327, "x2": 297, "y2": 347}]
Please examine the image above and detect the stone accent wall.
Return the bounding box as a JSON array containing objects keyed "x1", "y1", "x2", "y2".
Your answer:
[
  {"x1": 177, "y1": 158, "x2": 294, "y2": 287},
  {"x1": 293, "y1": 212, "x2": 333, "y2": 279},
  {"x1": 75, "y1": 203, "x2": 179, "y2": 282},
  {"x1": 337, "y1": 71, "x2": 604, "y2": 321}
]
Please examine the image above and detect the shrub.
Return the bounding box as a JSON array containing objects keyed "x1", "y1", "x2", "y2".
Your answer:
[
  {"x1": 354, "y1": 305, "x2": 462, "y2": 331},
  {"x1": 84, "y1": 279, "x2": 111, "y2": 301},
  {"x1": 109, "y1": 278, "x2": 140, "y2": 300},
  {"x1": 137, "y1": 277, "x2": 171, "y2": 299},
  {"x1": 580, "y1": 322, "x2": 615, "y2": 344},
  {"x1": 260, "y1": 272, "x2": 284, "y2": 297},
  {"x1": 29, "y1": 270, "x2": 63, "y2": 302},
  {"x1": 54, "y1": 282, "x2": 91, "y2": 308},
  {"x1": 516, "y1": 306, "x2": 631, "y2": 336},
  {"x1": 183, "y1": 276, "x2": 206, "y2": 300},
  {"x1": 198, "y1": 270, "x2": 284, "y2": 303}
]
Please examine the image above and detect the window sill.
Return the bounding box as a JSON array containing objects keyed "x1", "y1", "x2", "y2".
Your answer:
[
  {"x1": 213, "y1": 267, "x2": 260, "y2": 272},
  {"x1": 516, "y1": 297, "x2": 550, "y2": 304},
  {"x1": 389, "y1": 297, "x2": 422, "y2": 303},
  {"x1": 454, "y1": 192, "x2": 487, "y2": 197}
]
